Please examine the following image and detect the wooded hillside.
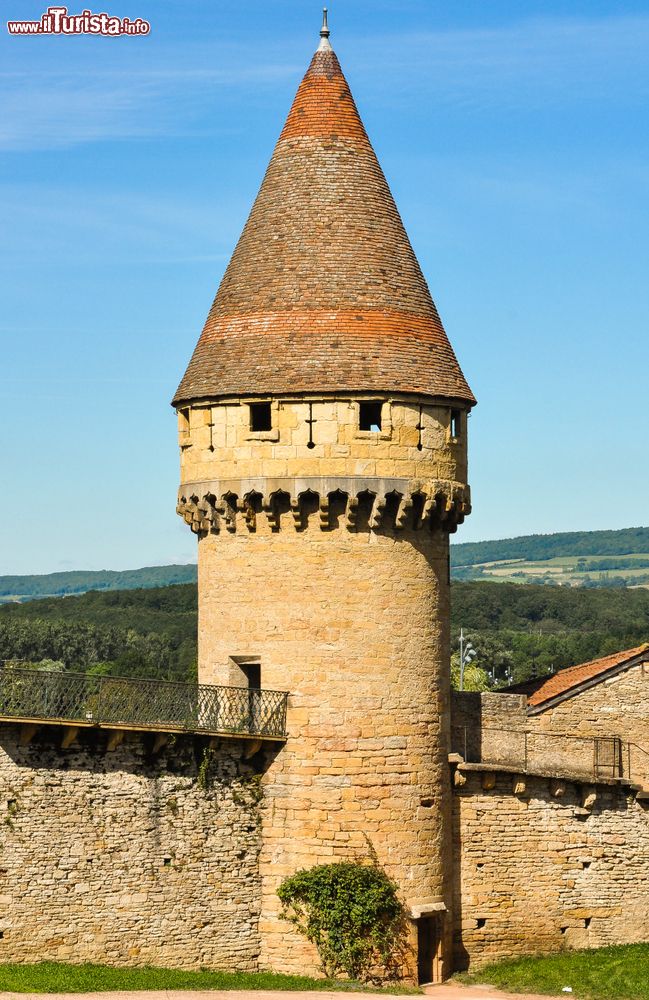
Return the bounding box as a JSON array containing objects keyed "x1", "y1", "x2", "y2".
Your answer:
[
  {"x1": 451, "y1": 526, "x2": 649, "y2": 567},
  {"x1": 1, "y1": 580, "x2": 647, "y2": 686}
]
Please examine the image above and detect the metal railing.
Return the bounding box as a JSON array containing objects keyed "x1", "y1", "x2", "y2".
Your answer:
[
  {"x1": 0, "y1": 665, "x2": 288, "y2": 740},
  {"x1": 451, "y1": 725, "x2": 635, "y2": 782}
]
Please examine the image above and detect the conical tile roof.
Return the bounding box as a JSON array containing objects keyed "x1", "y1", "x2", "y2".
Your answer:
[{"x1": 173, "y1": 33, "x2": 475, "y2": 407}]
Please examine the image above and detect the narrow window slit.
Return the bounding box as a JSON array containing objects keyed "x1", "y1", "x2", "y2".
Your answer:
[
  {"x1": 306, "y1": 402, "x2": 317, "y2": 449},
  {"x1": 416, "y1": 405, "x2": 424, "y2": 450}
]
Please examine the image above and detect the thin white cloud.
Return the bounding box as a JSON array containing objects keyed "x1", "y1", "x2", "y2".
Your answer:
[
  {"x1": 0, "y1": 49, "x2": 299, "y2": 150},
  {"x1": 2, "y1": 14, "x2": 648, "y2": 150},
  {"x1": 0, "y1": 183, "x2": 242, "y2": 263},
  {"x1": 353, "y1": 15, "x2": 649, "y2": 111}
]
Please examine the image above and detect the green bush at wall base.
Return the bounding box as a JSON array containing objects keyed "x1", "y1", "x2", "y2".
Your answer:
[{"x1": 278, "y1": 861, "x2": 407, "y2": 983}]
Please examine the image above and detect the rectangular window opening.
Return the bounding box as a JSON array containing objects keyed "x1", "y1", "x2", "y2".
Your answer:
[
  {"x1": 178, "y1": 408, "x2": 190, "y2": 433},
  {"x1": 450, "y1": 408, "x2": 462, "y2": 439},
  {"x1": 229, "y1": 656, "x2": 261, "y2": 690},
  {"x1": 249, "y1": 402, "x2": 272, "y2": 432},
  {"x1": 359, "y1": 400, "x2": 383, "y2": 432},
  {"x1": 241, "y1": 661, "x2": 261, "y2": 689}
]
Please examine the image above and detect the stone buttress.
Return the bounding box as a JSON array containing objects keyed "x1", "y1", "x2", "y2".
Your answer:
[{"x1": 173, "y1": 17, "x2": 475, "y2": 984}]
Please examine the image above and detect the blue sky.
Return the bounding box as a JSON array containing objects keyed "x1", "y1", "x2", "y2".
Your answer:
[{"x1": 1, "y1": 0, "x2": 648, "y2": 574}]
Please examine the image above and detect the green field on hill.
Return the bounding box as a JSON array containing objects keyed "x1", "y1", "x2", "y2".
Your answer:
[
  {"x1": 2, "y1": 528, "x2": 648, "y2": 605},
  {"x1": 0, "y1": 563, "x2": 197, "y2": 604},
  {"x1": 452, "y1": 527, "x2": 649, "y2": 588}
]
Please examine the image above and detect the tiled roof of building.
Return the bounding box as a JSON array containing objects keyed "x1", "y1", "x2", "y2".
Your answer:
[
  {"x1": 173, "y1": 33, "x2": 475, "y2": 407},
  {"x1": 511, "y1": 643, "x2": 649, "y2": 709}
]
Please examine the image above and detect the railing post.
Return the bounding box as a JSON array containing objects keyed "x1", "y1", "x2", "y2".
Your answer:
[
  {"x1": 97, "y1": 675, "x2": 104, "y2": 725},
  {"x1": 524, "y1": 731, "x2": 528, "y2": 771}
]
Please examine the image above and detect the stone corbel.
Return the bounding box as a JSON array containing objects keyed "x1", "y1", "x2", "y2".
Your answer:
[
  {"x1": 453, "y1": 768, "x2": 467, "y2": 788},
  {"x1": 438, "y1": 493, "x2": 454, "y2": 522},
  {"x1": 19, "y1": 723, "x2": 39, "y2": 746},
  {"x1": 152, "y1": 733, "x2": 170, "y2": 755},
  {"x1": 106, "y1": 729, "x2": 125, "y2": 752},
  {"x1": 264, "y1": 497, "x2": 281, "y2": 531},
  {"x1": 61, "y1": 726, "x2": 79, "y2": 749},
  {"x1": 345, "y1": 496, "x2": 359, "y2": 530},
  {"x1": 243, "y1": 739, "x2": 263, "y2": 759},
  {"x1": 222, "y1": 497, "x2": 237, "y2": 532},
  {"x1": 242, "y1": 496, "x2": 257, "y2": 531},
  {"x1": 291, "y1": 498, "x2": 303, "y2": 530},
  {"x1": 550, "y1": 779, "x2": 567, "y2": 798},
  {"x1": 581, "y1": 785, "x2": 597, "y2": 812},
  {"x1": 513, "y1": 775, "x2": 528, "y2": 798},
  {"x1": 369, "y1": 494, "x2": 385, "y2": 529},
  {"x1": 319, "y1": 496, "x2": 330, "y2": 530},
  {"x1": 395, "y1": 496, "x2": 413, "y2": 530},
  {"x1": 196, "y1": 499, "x2": 213, "y2": 534},
  {"x1": 415, "y1": 496, "x2": 435, "y2": 530}
]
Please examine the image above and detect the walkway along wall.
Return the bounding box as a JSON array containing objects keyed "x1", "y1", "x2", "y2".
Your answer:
[{"x1": 0, "y1": 726, "x2": 263, "y2": 968}]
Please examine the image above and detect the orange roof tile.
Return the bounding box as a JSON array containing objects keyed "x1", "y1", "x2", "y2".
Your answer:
[
  {"x1": 524, "y1": 643, "x2": 649, "y2": 708},
  {"x1": 173, "y1": 35, "x2": 475, "y2": 407}
]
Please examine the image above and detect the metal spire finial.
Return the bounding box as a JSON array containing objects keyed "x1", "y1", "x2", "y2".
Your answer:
[
  {"x1": 318, "y1": 7, "x2": 332, "y2": 51},
  {"x1": 320, "y1": 8, "x2": 330, "y2": 38}
]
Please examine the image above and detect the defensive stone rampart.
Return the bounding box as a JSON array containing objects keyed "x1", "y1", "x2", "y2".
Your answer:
[
  {"x1": 452, "y1": 767, "x2": 649, "y2": 969},
  {"x1": 0, "y1": 727, "x2": 262, "y2": 969}
]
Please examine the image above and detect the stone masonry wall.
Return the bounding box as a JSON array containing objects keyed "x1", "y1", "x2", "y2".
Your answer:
[
  {"x1": 528, "y1": 663, "x2": 649, "y2": 787},
  {"x1": 0, "y1": 726, "x2": 261, "y2": 969},
  {"x1": 452, "y1": 666, "x2": 649, "y2": 787},
  {"x1": 178, "y1": 397, "x2": 467, "y2": 490},
  {"x1": 453, "y1": 769, "x2": 649, "y2": 970},
  {"x1": 451, "y1": 692, "x2": 528, "y2": 768},
  {"x1": 198, "y1": 522, "x2": 454, "y2": 980}
]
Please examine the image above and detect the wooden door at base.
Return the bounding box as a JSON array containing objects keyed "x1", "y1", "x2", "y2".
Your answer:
[{"x1": 417, "y1": 915, "x2": 439, "y2": 984}]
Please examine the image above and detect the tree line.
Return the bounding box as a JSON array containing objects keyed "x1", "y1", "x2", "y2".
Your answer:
[
  {"x1": 0, "y1": 580, "x2": 647, "y2": 688},
  {"x1": 0, "y1": 564, "x2": 197, "y2": 599},
  {"x1": 451, "y1": 581, "x2": 649, "y2": 686},
  {"x1": 0, "y1": 585, "x2": 198, "y2": 682}
]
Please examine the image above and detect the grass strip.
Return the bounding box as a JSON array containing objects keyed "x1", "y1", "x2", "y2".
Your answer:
[
  {"x1": 460, "y1": 943, "x2": 649, "y2": 999},
  {"x1": 0, "y1": 961, "x2": 420, "y2": 994}
]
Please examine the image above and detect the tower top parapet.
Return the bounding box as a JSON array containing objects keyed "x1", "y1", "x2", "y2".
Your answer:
[{"x1": 173, "y1": 22, "x2": 474, "y2": 409}]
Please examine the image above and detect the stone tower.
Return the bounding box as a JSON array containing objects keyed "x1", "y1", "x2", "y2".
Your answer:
[{"x1": 173, "y1": 14, "x2": 475, "y2": 984}]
